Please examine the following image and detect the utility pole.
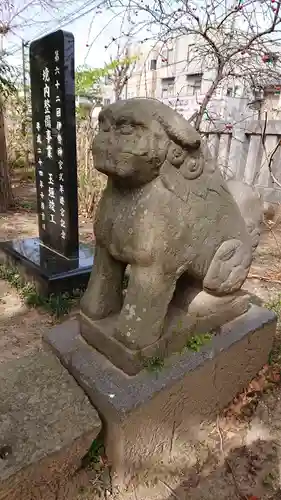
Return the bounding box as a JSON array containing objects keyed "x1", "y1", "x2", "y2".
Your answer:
[
  {"x1": 22, "y1": 39, "x2": 29, "y2": 170},
  {"x1": 151, "y1": 48, "x2": 158, "y2": 98},
  {"x1": 125, "y1": 76, "x2": 128, "y2": 99}
]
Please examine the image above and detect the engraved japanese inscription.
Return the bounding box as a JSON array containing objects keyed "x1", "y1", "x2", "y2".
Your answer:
[{"x1": 30, "y1": 30, "x2": 78, "y2": 257}]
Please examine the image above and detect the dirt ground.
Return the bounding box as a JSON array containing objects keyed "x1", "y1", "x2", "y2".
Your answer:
[{"x1": 2, "y1": 181, "x2": 281, "y2": 500}]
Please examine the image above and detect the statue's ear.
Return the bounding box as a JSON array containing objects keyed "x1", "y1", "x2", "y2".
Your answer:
[
  {"x1": 166, "y1": 143, "x2": 204, "y2": 180},
  {"x1": 166, "y1": 144, "x2": 187, "y2": 167},
  {"x1": 179, "y1": 153, "x2": 204, "y2": 180}
]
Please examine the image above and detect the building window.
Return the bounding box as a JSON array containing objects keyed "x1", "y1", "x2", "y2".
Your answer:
[
  {"x1": 161, "y1": 48, "x2": 173, "y2": 66},
  {"x1": 161, "y1": 49, "x2": 168, "y2": 66},
  {"x1": 161, "y1": 77, "x2": 175, "y2": 98},
  {"x1": 103, "y1": 98, "x2": 110, "y2": 106},
  {"x1": 214, "y1": 83, "x2": 223, "y2": 98},
  {"x1": 167, "y1": 48, "x2": 173, "y2": 65},
  {"x1": 186, "y1": 73, "x2": 202, "y2": 95},
  {"x1": 253, "y1": 87, "x2": 263, "y2": 100},
  {"x1": 150, "y1": 59, "x2": 157, "y2": 70},
  {"x1": 187, "y1": 44, "x2": 195, "y2": 63},
  {"x1": 226, "y1": 85, "x2": 240, "y2": 97}
]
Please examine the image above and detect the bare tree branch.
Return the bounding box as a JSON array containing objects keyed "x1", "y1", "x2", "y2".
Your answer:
[{"x1": 96, "y1": 0, "x2": 281, "y2": 129}]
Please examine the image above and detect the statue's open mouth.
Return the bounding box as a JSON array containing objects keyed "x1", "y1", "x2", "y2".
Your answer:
[
  {"x1": 97, "y1": 162, "x2": 132, "y2": 179},
  {"x1": 95, "y1": 161, "x2": 115, "y2": 174}
]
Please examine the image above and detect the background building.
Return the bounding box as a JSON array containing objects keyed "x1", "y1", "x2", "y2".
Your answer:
[{"x1": 100, "y1": 34, "x2": 261, "y2": 126}]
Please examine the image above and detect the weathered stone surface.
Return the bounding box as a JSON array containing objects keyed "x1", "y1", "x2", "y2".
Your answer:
[
  {"x1": 44, "y1": 306, "x2": 276, "y2": 488},
  {"x1": 80, "y1": 98, "x2": 262, "y2": 371},
  {"x1": 0, "y1": 349, "x2": 101, "y2": 500}
]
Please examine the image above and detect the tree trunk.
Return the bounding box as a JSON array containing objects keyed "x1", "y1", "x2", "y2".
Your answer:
[
  {"x1": 194, "y1": 67, "x2": 224, "y2": 131},
  {"x1": 0, "y1": 100, "x2": 13, "y2": 211},
  {"x1": 114, "y1": 85, "x2": 121, "y2": 101}
]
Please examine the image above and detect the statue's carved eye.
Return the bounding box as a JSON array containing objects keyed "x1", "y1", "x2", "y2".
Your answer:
[
  {"x1": 118, "y1": 123, "x2": 134, "y2": 135},
  {"x1": 173, "y1": 148, "x2": 182, "y2": 158}
]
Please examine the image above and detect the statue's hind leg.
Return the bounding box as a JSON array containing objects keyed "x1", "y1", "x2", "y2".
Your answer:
[
  {"x1": 170, "y1": 269, "x2": 249, "y2": 328},
  {"x1": 203, "y1": 239, "x2": 252, "y2": 295}
]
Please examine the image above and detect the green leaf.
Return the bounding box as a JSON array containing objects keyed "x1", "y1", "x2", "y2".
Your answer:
[{"x1": 75, "y1": 55, "x2": 138, "y2": 101}]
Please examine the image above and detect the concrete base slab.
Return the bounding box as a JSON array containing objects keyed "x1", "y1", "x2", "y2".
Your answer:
[
  {"x1": 44, "y1": 306, "x2": 276, "y2": 488},
  {"x1": 0, "y1": 349, "x2": 101, "y2": 500}
]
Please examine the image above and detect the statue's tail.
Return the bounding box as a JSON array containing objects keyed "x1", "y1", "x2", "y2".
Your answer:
[{"x1": 226, "y1": 180, "x2": 263, "y2": 252}]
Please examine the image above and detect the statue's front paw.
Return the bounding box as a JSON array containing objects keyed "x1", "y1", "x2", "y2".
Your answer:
[
  {"x1": 80, "y1": 293, "x2": 107, "y2": 320},
  {"x1": 114, "y1": 303, "x2": 163, "y2": 350}
]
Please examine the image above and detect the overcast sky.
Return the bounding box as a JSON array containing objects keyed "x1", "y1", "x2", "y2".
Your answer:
[{"x1": 3, "y1": 2, "x2": 128, "y2": 71}]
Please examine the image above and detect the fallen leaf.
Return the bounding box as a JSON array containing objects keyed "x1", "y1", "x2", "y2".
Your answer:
[{"x1": 269, "y1": 371, "x2": 280, "y2": 383}]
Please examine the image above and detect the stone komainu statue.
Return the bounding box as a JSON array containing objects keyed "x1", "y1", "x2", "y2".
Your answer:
[{"x1": 80, "y1": 98, "x2": 261, "y2": 351}]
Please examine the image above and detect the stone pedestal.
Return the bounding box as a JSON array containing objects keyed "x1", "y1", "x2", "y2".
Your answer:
[
  {"x1": 44, "y1": 305, "x2": 277, "y2": 488},
  {"x1": 0, "y1": 349, "x2": 101, "y2": 500},
  {"x1": 0, "y1": 237, "x2": 93, "y2": 296},
  {"x1": 80, "y1": 289, "x2": 250, "y2": 375}
]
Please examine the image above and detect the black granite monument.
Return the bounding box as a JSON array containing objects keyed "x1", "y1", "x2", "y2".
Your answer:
[{"x1": 0, "y1": 30, "x2": 94, "y2": 295}]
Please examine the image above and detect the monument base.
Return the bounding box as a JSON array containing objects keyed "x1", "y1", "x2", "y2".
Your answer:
[
  {"x1": 0, "y1": 237, "x2": 94, "y2": 296},
  {"x1": 44, "y1": 305, "x2": 277, "y2": 488}
]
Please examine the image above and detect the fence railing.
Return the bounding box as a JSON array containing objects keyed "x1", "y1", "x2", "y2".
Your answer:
[{"x1": 202, "y1": 120, "x2": 281, "y2": 203}]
